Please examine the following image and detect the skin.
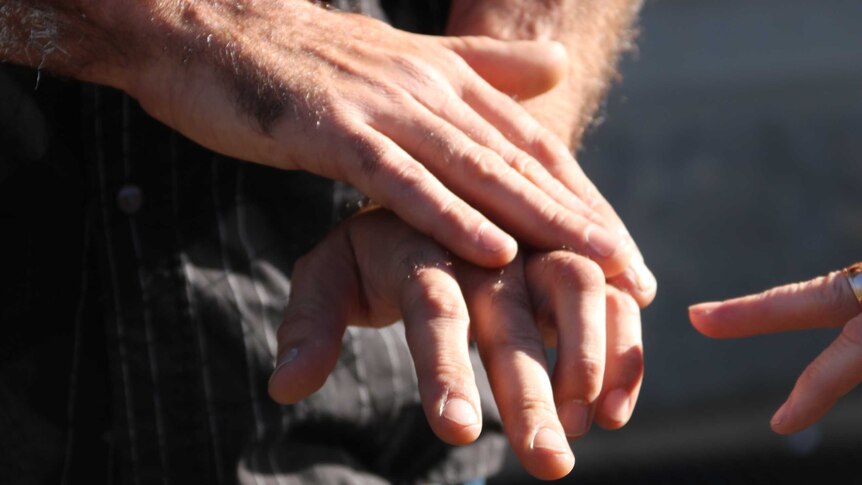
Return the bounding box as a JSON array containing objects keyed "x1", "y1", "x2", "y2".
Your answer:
[
  {"x1": 269, "y1": 210, "x2": 646, "y2": 480},
  {"x1": 3, "y1": 0, "x2": 651, "y2": 479},
  {"x1": 1, "y1": 0, "x2": 644, "y2": 275},
  {"x1": 448, "y1": 0, "x2": 654, "y2": 441},
  {"x1": 690, "y1": 269, "x2": 862, "y2": 435},
  {"x1": 263, "y1": 1, "x2": 652, "y2": 479},
  {"x1": 447, "y1": 0, "x2": 655, "y2": 308}
]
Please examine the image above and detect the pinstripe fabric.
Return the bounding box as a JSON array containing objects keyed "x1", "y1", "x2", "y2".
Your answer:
[{"x1": 0, "y1": 1, "x2": 506, "y2": 484}]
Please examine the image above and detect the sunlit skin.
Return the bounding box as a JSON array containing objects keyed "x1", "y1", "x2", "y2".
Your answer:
[
  {"x1": 270, "y1": 210, "x2": 647, "y2": 480},
  {"x1": 690, "y1": 269, "x2": 862, "y2": 435},
  {"x1": 1, "y1": 0, "x2": 650, "y2": 480}
]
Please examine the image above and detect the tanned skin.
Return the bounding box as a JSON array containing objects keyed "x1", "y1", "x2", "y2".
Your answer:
[{"x1": 2, "y1": 1, "x2": 650, "y2": 480}]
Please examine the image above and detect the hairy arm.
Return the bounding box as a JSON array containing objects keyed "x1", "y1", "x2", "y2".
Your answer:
[
  {"x1": 1, "y1": 0, "x2": 644, "y2": 277},
  {"x1": 0, "y1": 1, "x2": 125, "y2": 83},
  {"x1": 448, "y1": 0, "x2": 643, "y2": 148}
]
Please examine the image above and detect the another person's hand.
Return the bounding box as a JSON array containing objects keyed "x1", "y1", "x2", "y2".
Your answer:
[
  {"x1": 689, "y1": 265, "x2": 862, "y2": 434},
  {"x1": 269, "y1": 210, "x2": 646, "y2": 480},
  {"x1": 93, "y1": 0, "x2": 636, "y2": 273}
]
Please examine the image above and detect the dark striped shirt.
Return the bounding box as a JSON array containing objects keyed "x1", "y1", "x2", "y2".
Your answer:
[{"x1": 0, "y1": 1, "x2": 505, "y2": 483}]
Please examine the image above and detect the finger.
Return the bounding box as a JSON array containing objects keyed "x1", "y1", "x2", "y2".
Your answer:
[
  {"x1": 595, "y1": 288, "x2": 644, "y2": 430},
  {"x1": 525, "y1": 251, "x2": 607, "y2": 440},
  {"x1": 338, "y1": 210, "x2": 484, "y2": 445},
  {"x1": 268, "y1": 225, "x2": 357, "y2": 404},
  {"x1": 411, "y1": 84, "x2": 593, "y2": 219},
  {"x1": 460, "y1": 255, "x2": 576, "y2": 480},
  {"x1": 689, "y1": 270, "x2": 860, "y2": 338},
  {"x1": 770, "y1": 313, "x2": 862, "y2": 435},
  {"x1": 396, "y1": 244, "x2": 483, "y2": 445},
  {"x1": 439, "y1": 36, "x2": 569, "y2": 100},
  {"x1": 335, "y1": 123, "x2": 518, "y2": 268},
  {"x1": 456, "y1": 71, "x2": 655, "y2": 291},
  {"x1": 608, "y1": 253, "x2": 658, "y2": 309},
  {"x1": 371, "y1": 100, "x2": 631, "y2": 275}
]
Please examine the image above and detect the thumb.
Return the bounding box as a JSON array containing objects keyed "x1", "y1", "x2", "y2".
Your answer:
[
  {"x1": 442, "y1": 36, "x2": 569, "y2": 99},
  {"x1": 268, "y1": 226, "x2": 359, "y2": 405}
]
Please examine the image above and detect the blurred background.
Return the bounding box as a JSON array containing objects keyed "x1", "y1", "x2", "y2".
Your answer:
[{"x1": 493, "y1": 0, "x2": 862, "y2": 482}]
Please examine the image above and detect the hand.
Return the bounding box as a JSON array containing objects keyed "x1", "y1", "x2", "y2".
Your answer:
[
  {"x1": 446, "y1": 0, "x2": 656, "y2": 306},
  {"x1": 96, "y1": 0, "x2": 635, "y2": 273},
  {"x1": 269, "y1": 210, "x2": 645, "y2": 480},
  {"x1": 689, "y1": 267, "x2": 862, "y2": 434}
]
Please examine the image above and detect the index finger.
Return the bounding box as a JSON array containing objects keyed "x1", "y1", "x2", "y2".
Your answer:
[{"x1": 689, "y1": 269, "x2": 861, "y2": 338}]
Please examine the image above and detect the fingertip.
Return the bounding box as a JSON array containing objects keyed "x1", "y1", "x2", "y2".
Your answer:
[
  {"x1": 688, "y1": 302, "x2": 726, "y2": 336},
  {"x1": 436, "y1": 395, "x2": 483, "y2": 445},
  {"x1": 526, "y1": 427, "x2": 576, "y2": 480},
  {"x1": 475, "y1": 220, "x2": 518, "y2": 267},
  {"x1": 268, "y1": 339, "x2": 340, "y2": 405},
  {"x1": 596, "y1": 389, "x2": 632, "y2": 430},
  {"x1": 770, "y1": 401, "x2": 792, "y2": 434},
  {"x1": 611, "y1": 264, "x2": 657, "y2": 308}
]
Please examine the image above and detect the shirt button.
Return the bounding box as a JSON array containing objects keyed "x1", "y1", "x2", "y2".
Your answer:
[{"x1": 117, "y1": 184, "x2": 143, "y2": 215}]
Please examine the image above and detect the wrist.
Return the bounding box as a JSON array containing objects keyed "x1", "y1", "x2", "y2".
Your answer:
[{"x1": 448, "y1": 0, "x2": 573, "y2": 40}]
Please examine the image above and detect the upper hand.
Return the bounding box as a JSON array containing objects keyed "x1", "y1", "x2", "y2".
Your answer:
[
  {"x1": 268, "y1": 210, "x2": 646, "y2": 480},
  {"x1": 446, "y1": 0, "x2": 657, "y2": 307},
  {"x1": 118, "y1": 0, "x2": 636, "y2": 274},
  {"x1": 689, "y1": 267, "x2": 862, "y2": 434}
]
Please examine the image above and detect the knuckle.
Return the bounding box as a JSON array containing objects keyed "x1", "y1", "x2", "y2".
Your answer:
[
  {"x1": 815, "y1": 274, "x2": 849, "y2": 311},
  {"x1": 486, "y1": 276, "x2": 532, "y2": 309},
  {"x1": 428, "y1": 361, "x2": 476, "y2": 385},
  {"x1": 509, "y1": 151, "x2": 543, "y2": 179},
  {"x1": 517, "y1": 395, "x2": 558, "y2": 419},
  {"x1": 428, "y1": 196, "x2": 469, "y2": 243},
  {"x1": 462, "y1": 145, "x2": 509, "y2": 184},
  {"x1": 559, "y1": 356, "x2": 605, "y2": 400},
  {"x1": 610, "y1": 346, "x2": 645, "y2": 386},
  {"x1": 797, "y1": 359, "x2": 827, "y2": 391},
  {"x1": 537, "y1": 201, "x2": 570, "y2": 233},
  {"x1": 346, "y1": 133, "x2": 388, "y2": 178},
  {"x1": 405, "y1": 280, "x2": 469, "y2": 324},
  {"x1": 608, "y1": 289, "x2": 642, "y2": 317},
  {"x1": 839, "y1": 318, "x2": 862, "y2": 349},
  {"x1": 391, "y1": 53, "x2": 443, "y2": 89},
  {"x1": 526, "y1": 126, "x2": 560, "y2": 162},
  {"x1": 490, "y1": 327, "x2": 545, "y2": 360},
  {"x1": 388, "y1": 161, "x2": 429, "y2": 203},
  {"x1": 548, "y1": 253, "x2": 605, "y2": 293}
]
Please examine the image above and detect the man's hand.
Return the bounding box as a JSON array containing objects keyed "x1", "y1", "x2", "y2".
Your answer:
[
  {"x1": 269, "y1": 210, "x2": 646, "y2": 480},
  {"x1": 690, "y1": 268, "x2": 862, "y2": 435},
  {"x1": 446, "y1": 0, "x2": 654, "y2": 307},
  {"x1": 0, "y1": 0, "x2": 637, "y2": 273}
]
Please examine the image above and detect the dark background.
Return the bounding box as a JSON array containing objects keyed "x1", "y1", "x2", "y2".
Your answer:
[{"x1": 493, "y1": 0, "x2": 862, "y2": 482}]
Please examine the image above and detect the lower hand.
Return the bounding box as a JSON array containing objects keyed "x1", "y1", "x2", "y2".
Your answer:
[
  {"x1": 689, "y1": 265, "x2": 862, "y2": 434},
  {"x1": 269, "y1": 210, "x2": 645, "y2": 480}
]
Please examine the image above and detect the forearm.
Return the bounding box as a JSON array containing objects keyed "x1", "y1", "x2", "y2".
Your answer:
[
  {"x1": 0, "y1": 0, "x2": 309, "y2": 92},
  {"x1": 448, "y1": 0, "x2": 643, "y2": 148},
  {"x1": 0, "y1": 0, "x2": 134, "y2": 85}
]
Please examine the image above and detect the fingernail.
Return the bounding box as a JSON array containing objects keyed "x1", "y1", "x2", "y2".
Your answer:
[
  {"x1": 531, "y1": 427, "x2": 570, "y2": 454},
  {"x1": 269, "y1": 347, "x2": 299, "y2": 385},
  {"x1": 478, "y1": 221, "x2": 517, "y2": 256},
  {"x1": 441, "y1": 397, "x2": 479, "y2": 427},
  {"x1": 632, "y1": 258, "x2": 657, "y2": 293},
  {"x1": 585, "y1": 224, "x2": 623, "y2": 258},
  {"x1": 602, "y1": 389, "x2": 631, "y2": 425},
  {"x1": 689, "y1": 302, "x2": 721, "y2": 317},
  {"x1": 771, "y1": 402, "x2": 789, "y2": 427},
  {"x1": 557, "y1": 400, "x2": 591, "y2": 438}
]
